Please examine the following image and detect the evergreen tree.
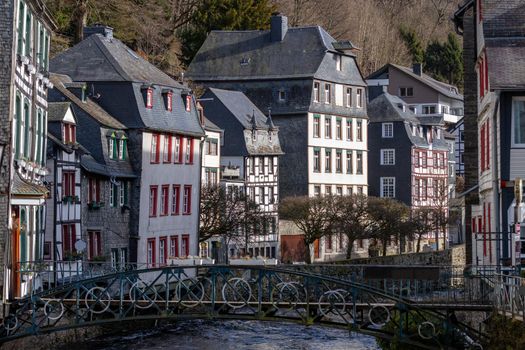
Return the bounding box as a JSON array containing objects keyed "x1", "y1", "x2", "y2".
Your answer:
[
  {"x1": 424, "y1": 33, "x2": 463, "y2": 89},
  {"x1": 179, "y1": 0, "x2": 276, "y2": 66},
  {"x1": 399, "y1": 25, "x2": 424, "y2": 64}
]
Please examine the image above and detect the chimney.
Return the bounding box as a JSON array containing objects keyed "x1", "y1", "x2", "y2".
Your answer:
[
  {"x1": 270, "y1": 13, "x2": 288, "y2": 42},
  {"x1": 413, "y1": 62, "x2": 422, "y2": 76},
  {"x1": 83, "y1": 24, "x2": 114, "y2": 39}
]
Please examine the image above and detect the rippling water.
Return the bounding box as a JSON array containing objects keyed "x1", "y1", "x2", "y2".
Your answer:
[{"x1": 75, "y1": 320, "x2": 379, "y2": 350}]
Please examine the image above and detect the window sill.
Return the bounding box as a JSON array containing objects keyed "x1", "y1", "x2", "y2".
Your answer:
[
  {"x1": 171, "y1": 212, "x2": 180, "y2": 216},
  {"x1": 183, "y1": 212, "x2": 191, "y2": 216},
  {"x1": 149, "y1": 214, "x2": 157, "y2": 218}
]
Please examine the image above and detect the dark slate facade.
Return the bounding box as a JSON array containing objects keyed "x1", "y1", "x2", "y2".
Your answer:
[{"x1": 187, "y1": 14, "x2": 368, "y2": 200}]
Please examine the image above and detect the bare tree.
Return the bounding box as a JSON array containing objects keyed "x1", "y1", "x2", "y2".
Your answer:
[
  {"x1": 279, "y1": 195, "x2": 334, "y2": 263},
  {"x1": 410, "y1": 208, "x2": 435, "y2": 253},
  {"x1": 332, "y1": 194, "x2": 369, "y2": 259}
]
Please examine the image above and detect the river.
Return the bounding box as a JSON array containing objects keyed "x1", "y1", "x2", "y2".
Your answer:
[{"x1": 69, "y1": 320, "x2": 380, "y2": 350}]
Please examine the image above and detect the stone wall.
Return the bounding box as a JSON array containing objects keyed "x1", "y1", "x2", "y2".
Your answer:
[
  {"x1": 0, "y1": 0, "x2": 15, "y2": 295},
  {"x1": 347, "y1": 244, "x2": 466, "y2": 266}
]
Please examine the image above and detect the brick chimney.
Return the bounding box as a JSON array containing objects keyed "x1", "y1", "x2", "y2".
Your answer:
[
  {"x1": 270, "y1": 13, "x2": 288, "y2": 42},
  {"x1": 83, "y1": 24, "x2": 114, "y2": 39},
  {"x1": 413, "y1": 63, "x2": 423, "y2": 76}
]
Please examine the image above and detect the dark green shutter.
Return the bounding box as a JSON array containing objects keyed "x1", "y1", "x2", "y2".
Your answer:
[
  {"x1": 23, "y1": 100, "x2": 29, "y2": 158},
  {"x1": 15, "y1": 95, "x2": 21, "y2": 158},
  {"x1": 113, "y1": 184, "x2": 118, "y2": 207},
  {"x1": 17, "y1": 2, "x2": 24, "y2": 55},
  {"x1": 122, "y1": 139, "x2": 127, "y2": 160},
  {"x1": 124, "y1": 181, "x2": 128, "y2": 205},
  {"x1": 25, "y1": 12, "x2": 31, "y2": 56},
  {"x1": 112, "y1": 138, "x2": 118, "y2": 159}
]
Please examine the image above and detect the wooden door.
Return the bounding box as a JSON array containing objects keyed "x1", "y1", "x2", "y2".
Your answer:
[
  {"x1": 11, "y1": 207, "x2": 20, "y2": 298},
  {"x1": 314, "y1": 239, "x2": 320, "y2": 259}
]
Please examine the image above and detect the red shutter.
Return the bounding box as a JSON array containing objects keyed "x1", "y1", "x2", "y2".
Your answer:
[
  {"x1": 97, "y1": 232, "x2": 102, "y2": 257},
  {"x1": 63, "y1": 225, "x2": 70, "y2": 255},
  {"x1": 189, "y1": 138, "x2": 194, "y2": 163},
  {"x1": 96, "y1": 179, "x2": 100, "y2": 202},
  {"x1": 186, "y1": 95, "x2": 191, "y2": 112},
  {"x1": 480, "y1": 124, "x2": 485, "y2": 171},
  {"x1": 71, "y1": 224, "x2": 76, "y2": 252},
  {"x1": 486, "y1": 122, "x2": 490, "y2": 170},
  {"x1": 167, "y1": 92, "x2": 173, "y2": 111},
  {"x1": 484, "y1": 55, "x2": 489, "y2": 93},
  {"x1": 88, "y1": 231, "x2": 93, "y2": 259}
]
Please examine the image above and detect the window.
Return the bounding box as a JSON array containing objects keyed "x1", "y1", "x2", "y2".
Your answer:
[
  {"x1": 163, "y1": 135, "x2": 172, "y2": 163},
  {"x1": 173, "y1": 136, "x2": 182, "y2": 163},
  {"x1": 25, "y1": 11, "x2": 31, "y2": 56},
  {"x1": 181, "y1": 235, "x2": 190, "y2": 257},
  {"x1": 17, "y1": 1, "x2": 24, "y2": 55},
  {"x1": 423, "y1": 105, "x2": 436, "y2": 114},
  {"x1": 380, "y1": 177, "x2": 395, "y2": 198},
  {"x1": 357, "y1": 186, "x2": 363, "y2": 195},
  {"x1": 336, "y1": 119, "x2": 342, "y2": 139},
  {"x1": 346, "y1": 119, "x2": 353, "y2": 141},
  {"x1": 146, "y1": 88, "x2": 153, "y2": 108},
  {"x1": 147, "y1": 238, "x2": 156, "y2": 267},
  {"x1": 347, "y1": 186, "x2": 353, "y2": 196},
  {"x1": 205, "y1": 168, "x2": 218, "y2": 186},
  {"x1": 313, "y1": 149, "x2": 321, "y2": 172},
  {"x1": 513, "y1": 98, "x2": 525, "y2": 146},
  {"x1": 314, "y1": 186, "x2": 321, "y2": 197},
  {"x1": 161, "y1": 185, "x2": 169, "y2": 216},
  {"x1": 259, "y1": 156, "x2": 264, "y2": 175},
  {"x1": 325, "y1": 116, "x2": 332, "y2": 138},
  {"x1": 172, "y1": 185, "x2": 180, "y2": 214},
  {"x1": 108, "y1": 135, "x2": 117, "y2": 159},
  {"x1": 324, "y1": 83, "x2": 331, "y2": 104},
  {"x1": 62, "y1": 224, "x2": 76, "y2": 256},
  {"x1": 346, "y1": 151, "x2": 353, "y2": 174},
  {"x1": 399, "y1": 87, "x2": 414, "y2": 97},
  {"x1": 356, "y1": 151, "x2": 363, "y2": 174},
  {"x1": 269, "y1": 186, "x2": 275, "y2": 204},
  {"x1": 325, "y1": 149, "x2": 332, "y2": 172},
  {"x1": 336, "y1": 186, "x2": 343, "y2": 196},
  {"x1": 335, "y1": 54, "x2": 342, "y2": 71},
  {"x1": 325, "y1": 185, "x2": 332, "y2": 196},
  {"x1": 62, "y1": 171, "x2": 75, "y2": 197},
  {"x1": 185, "y1": 138, "x2": 194, "y2": 164},
  {"x1": 382, "y1": 123, "x2": 393, "y2": 138},
  {"x1": 313, "y1": 82, "x2": 320, "y2": 102},
  {"x1": 356, "y1": 120, "x2": 362, "y2": 141},
  {"x1": 259, "y1": 186, "x2": 266, "y2": 204},
  {"x1": 166, "y1": 92, "x2": 173, "y2": 111},
  {"x1": 356, "y1": 89, "x2": 363, "y2": 108},
  {"x1": 110, "y1": 183, "x2": 117, "y2": 207},
  {"x1": 313, "y1": 115, "x2": 320, "y2": 138},
  {"x1": 206, "y1": 138, "x2": 218, "y2": 155},
  {"x1": 119, "y1": 181, "x2": 128, "y2": 206},
  {"x1": 149, "y1": 186, "x2": 158, "y2": 217},
  {"x1": 159, "y1": 237, "x2": 167, "y2": 266},
  {"x1": 346, "y1": 87, "x2": 352, "y2": 107},
  {"x1": 88, "y1": 230, "x2": 102, "y2": 260},
  {"x1": 183, "y1": 185, "x2": 192, "y2": 214},
  {"x1": 14, "y1": 94, "x2": 21, "y2": 158},
  {"x1": 119, "y1": 138, "x2": 127, "y2": 160},
  {"x1": 23, "y1": 100, "x2": 30, "y2": 158},
  {"x1": 63, "y1": 123, "x2": 76, "y2": 144},
  {"x1": 185, "y1": 95, "x2": 192, "y2": 112},
  {"x1": 170, "y1": 236, "x2": 179, "y2": 257},
  {"x1": 335, "y1": 150, "x2": 342, "y2": 173},
  {"x1": 151, "y1": 134, "x2": 160, "y2": 163},
  {"x1": 380, "y1": 149, "x2": 395, "y2": 165},
  {"x1": 268, "y1": 157, "x2": 274, "y2": 174},
  {"x1": 409, "y1": 106, "x2": 417, "y2": 114},
  {"x1": 480, "y1": 120, "x2": 491, "y2": 170},
  {"x1": 88, "y1": 177, "x2": 100, "y2": 203},
  {"x1": 278, "y1": 89, "x2": 286, "y2": 101}
]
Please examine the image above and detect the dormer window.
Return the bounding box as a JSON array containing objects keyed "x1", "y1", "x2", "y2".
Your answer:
[
  {"x1": 252, "y1": 130, "x2": 257, "y2": 142},
  {"x1": 109, "y1": 133, "x2": 118, "y2": 159},
  {"x1": 146, "y1": 88, "x2": 153, "y2": 109},
  {"x1": 166, "y1": 91, "x2": 173, "y2": 111},
  {"x1": 119, "y1": 136, "x2": 128, "y2": 160},
  {"x1": 335, "y1": 55, "x2": 342, "y2": 71},
  {"x1": 185, "y1": 95, "x2": 192, "y2": 112},
  {"x1": 324, "y1": 84, "x2": 331, "y2": 104},
  {"x1": 63, "y1": 123, "x2": 76, "y2": 144},
  {"x1": 313, "y1": 82, "x2": 320, "y2": 103}
]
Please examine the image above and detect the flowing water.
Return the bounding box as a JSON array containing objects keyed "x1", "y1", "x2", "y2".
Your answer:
[{"x1": 71, "y1": 320, "x2": 380, "y2": 350}]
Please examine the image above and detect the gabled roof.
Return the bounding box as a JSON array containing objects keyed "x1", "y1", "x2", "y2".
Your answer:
[
  {"x1": 50, "y1": 34, "x2": 182, "y2": 88},
  {"x1": 368, "y1": 64, "x2": 463, "y2": 100},
  {"x1": 207, "y1": 88, "x2": 273, "y2": 129},
  {"x1": 186, "y1": 26, "x2": 364, "y2": 85},
  {"x1": 47, "y1": 102, "x2": 72, "y2": 122},
  {"x1": 50, "y1": 74, "x2": 126, "y2": 130},
  {"x1": 368, "y1": 93, "x2": 419, "y2": 123}
]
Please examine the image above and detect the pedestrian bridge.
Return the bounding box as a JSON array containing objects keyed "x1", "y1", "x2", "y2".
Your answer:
[{"x1": 1, "y1": 264, "x2": 495, "y2": 349}]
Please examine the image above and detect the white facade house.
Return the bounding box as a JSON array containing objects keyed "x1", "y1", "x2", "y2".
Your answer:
[{"x1": 201, "y1": 117, "x2": 222, "y2": 187}]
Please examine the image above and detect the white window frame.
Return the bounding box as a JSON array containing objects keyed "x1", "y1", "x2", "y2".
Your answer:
[
  {"x1": 512, "y1": 97, "x2": 525, "y2": 147},
  {"x1": 345, "y1": 87, "x2": 352, "y2": 107},
  {"x1": 335, "y1": 54, "x2": 342, "y2": 71},
  {"x1": 356, "y1": 89, "x2": 363, "y2": 108},
  {"x1": 382, "y1": 123, "x2": 393, "y2": 138},
  {"x1": 324, "y1": 84, "x2": 331, "y2": 104},
  {"x1": 278, "y1": 89, "x2": 286, "y2": 102},
  {"x1": 380, "y1": 149, "x2": 395, "y2": 165},
  {"x1": 380, "y1": 177, "x2": 395, "y2": 198},
  {"x1": 313, "y1": 82, "x2": 320, "y2": 103}
]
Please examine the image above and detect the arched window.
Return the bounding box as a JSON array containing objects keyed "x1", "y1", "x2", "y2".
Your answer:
[{"x1": 24, "y1": 11, "x2": 31, "y2": 56}]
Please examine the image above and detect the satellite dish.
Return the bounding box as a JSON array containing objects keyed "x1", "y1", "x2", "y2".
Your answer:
[{"x1": 75, "y1": 239, "x2": 87, "y2": 252}]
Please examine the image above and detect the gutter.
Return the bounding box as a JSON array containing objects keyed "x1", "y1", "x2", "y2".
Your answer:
[{"x1": 492, "y1": 92, "x2": 501, "y2": 269}]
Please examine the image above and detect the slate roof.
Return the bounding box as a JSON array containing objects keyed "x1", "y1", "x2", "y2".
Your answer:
[
  {"x1": 484, "y1": 0, "x2": 525, "y2": 38},
  {"x1": 486, "y1": 39, "x2": 525, "y2": 90},
  {"x1": 201, "y1": 88, "x2": 283, "y2": 156},
  {"x1": 47, "y1": 102, "x2": 72, "y2": 122},
  {"x1": 368, "y1": 64, "x2": 463, "y2": 100},
  {"x1": 203, "y1": 117, "x2": 222, "y2": 133},
  {"x1": 50, "y1": 74, "x2": 126, "y2": 130},
  {"x1": 12, "y1": 173, "x2": 48, "y2": 197},
  {"x1": 186, "y1": 26, "x2": 365, "y2": 86},
  {"x1": 368, "y1": 92, "x2": 448, "y2": 150},
  {"x1": 51, "y1": 34, "x2": 183, "y2": 87}
]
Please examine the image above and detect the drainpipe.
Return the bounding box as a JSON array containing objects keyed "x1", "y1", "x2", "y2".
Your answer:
[
  {"x1": 196, "y1": 136, "x2": 205, "y2": 257},
  {"x1": 492, "y1": 92, "x2": 501, "y2": 271},
  {"x1": 52, "y1": 152, "x2": 57, "y2": 285}
]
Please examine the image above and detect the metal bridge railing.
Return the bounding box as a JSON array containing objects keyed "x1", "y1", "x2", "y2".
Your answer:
[{"x1": 492, "y1": 273, "x2": 525, "y2": 320}]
